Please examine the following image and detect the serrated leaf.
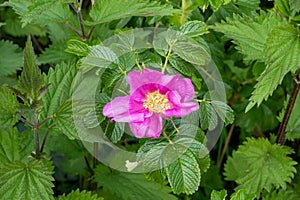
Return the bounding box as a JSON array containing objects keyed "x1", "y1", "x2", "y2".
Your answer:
[
  {"x1": 0, "y1": 40, "x2": 23, "y2": 76},
  {"x1": 199, "y1": 101, "x2": 218, "y2": 130},
  {"x1": 180, "y1": 21, "x2": 209, "y2": 37},
  {"x1": 231, "y1": 189, "x2": 256, "y2": 200},
  {"x1": 211, "y1": 100, "x2": 234, "y2": 125},
  {"x1": 52, "y1": 100, "x2": 78, "y2": 140},
  {"x1": 58, "y1": 189, "x2": 103, "y2": 200},
  {"x1": 3, "y1": 9, "x2": 47, "y2": 36},
  {"x1": 20, "y1": 0, "x2": 73, "y2": 27},
  {"x1": 38, "y1": 42, "x2": 75, "y2": 65},
  {"x1": 235, "y1": 0, "x2": 260, "y2": 14},
  {"x1": 224, "y1": 137, "x2": 297, "y2": 196},
  {"x1": 89, "y1": 0, "x2": 179, "y2": 25},
  {"x1": 213, "y1": 12, "x2": 284, "y2": 62},
  {"x1": 210, "y1": 189, "x2": 227, "y2": 200},
  {"x1": 246, "y1": 24, "x2": 300, "y2": 111},
  {"x1": 0, "y1": 159, "x2": 55, "y2": 200},
  {"x1": 94, "y1": 165, "x2": 177, "y2": 200},
  {"x1": 40, "y1": 62, "x2": 77, "y2": 125},
  {"x1": 0, "y1": 127, "x2": 20, "y2": 168},
  {"x1": 166, "y1": 148, "x2": 201, "y2": 195},
  {"x1": 0, "y1": 86, "x2": 20, "y2": 127},
  {"x1": 17, "y1": 36, "x2": 44, "y2": 105},
  {"x1": 208, "y1": 0, "x2": 224, "y2": 11},
  {"x1": 262, "y1": 187, "x2": 300, "y2": 200},
  {"x1": 65, "y1": 39, "x2": 89, "y2": 57},
  {"x1": 105, "y1": 122, "x2": 125, "y2": 143}
]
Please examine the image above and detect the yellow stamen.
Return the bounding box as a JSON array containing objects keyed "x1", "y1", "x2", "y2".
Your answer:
[{"x1": 143, "y1": 90, "x2": 170, "y2": 114}]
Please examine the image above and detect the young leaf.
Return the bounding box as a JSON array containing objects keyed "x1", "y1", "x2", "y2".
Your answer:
[
  {"x1": 224, "y1": 137, "x2": 297, "y2": 196},
  {"x1": 0, "y1": 159, "x2": 55, "y2": 200},
  {"x1": 210, "y1": 189, "x2": 227, "y2": 200},
  {"x1": 89, "y1": 0, "x2": 179, "y2": 25},
  {"x1": 94, "y1": 165, "x2": 177, "y2": 200},
  {"x1": 65, "y1": 39, "x2": 89, "y2": 57},
  {"x1": 0, "y1": 86, "x2": 20, "y2": 127},
  {"x1": 231, "y1": 189, "x2": 256, "y2": 200},
  {"x1": 180, "y1": 21, "x2": 209, "y2": 37},
  {"x1": 0, "y1": 127, "x2": 20, "y2": 168},
  {"x1": 17, "y1": 36, "x2": 44, "y2": 105},
  {"x1": 58, "y1": 189, "x2": 103, "y2": 200},
  {"x1": 105, "y1": 122, "x2": 125, "y2": 143},
  {"x1": 0, "y1": 40, "x2": 23, "y2": 76},
  {"x1": 246, "y1": 25, "x2": 300, "y2": 111}
]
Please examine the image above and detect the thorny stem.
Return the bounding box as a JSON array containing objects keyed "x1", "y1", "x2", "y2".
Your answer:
[{"x1": 276, "y1": 73, "x2": 300, "y2": 145}]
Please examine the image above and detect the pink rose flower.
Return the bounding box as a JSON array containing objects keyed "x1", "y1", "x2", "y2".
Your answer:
[{"x1": 103, "y1": 69, "x2": 199, "y2": 138}]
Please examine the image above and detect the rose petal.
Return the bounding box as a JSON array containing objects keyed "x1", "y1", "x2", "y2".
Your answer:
[
  {"x1": 129, "y1": 115, "x2": 162, "y2": 138},
  {"x1": 165, "y1": 91, "x2": 199, "y2": 117},
  {"x1": 166, "y1": 77, "x2": 195, "y2": 102},
  {"x1": 103, "y1": 96, "x2": 144, "y2": 122},
  {"x1": 128, "y1": 69, "x2": 174, "y2": 94}
]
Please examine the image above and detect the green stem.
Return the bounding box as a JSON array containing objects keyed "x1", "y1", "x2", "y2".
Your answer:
[
  {"x1": 161, "y1": 40, "x2": 176, "y2": 74},
  {"x1": 33, "y1": 111, "x2": 40, "y2": 158}
]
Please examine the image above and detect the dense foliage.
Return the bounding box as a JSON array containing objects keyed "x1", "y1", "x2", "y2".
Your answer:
[{"x1": 0, "y1": 0, "x2": 300, "y2": 199}]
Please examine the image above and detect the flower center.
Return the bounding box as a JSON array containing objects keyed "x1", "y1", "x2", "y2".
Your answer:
[{"x1": 143, "y1": 90, "x2": 170, "y2": 114}]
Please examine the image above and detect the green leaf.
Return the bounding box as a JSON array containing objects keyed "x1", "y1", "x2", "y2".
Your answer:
[
  {"x1": 40, "y1": 62, "x2": 77, "y2": 125},
  {"x1": 208, "y1": 0, "x2": 224, "y2": 11},
  {"x1": 213, "y1": 11, "x2": 283, "y2": 62},
  {"x1": 262, "y1": 187, "x2": 300, "y2": 200},
  {"x1": 235, "y1": 0, "x2": 260, "y2": 14},
  {"x1": 0, "y1": 127, "x2": 20, "y2": 168},
  {"x1": 231, "y1": 189, "x2": 256, "y2": 200},
  {"x1": 210, "y1": 189, "x2": 227, "y2": 200},
  {"x1": 180, "y1": 21, "x2": 209, "y2": 37},
  {"x1": 0, "y1": 86, "x2": 20, "y2": 127},
  {"x1": 246, "y1": 24, "x2": 300, "y2": 111},
  {"x1": 65, "y1": 39, "x2": 89, "y2": 57},
  {"x1": 0, "y1": 40, "x2": 23, "y2": 76},
  {"x1": 17, "y1": 36, "x2": 44, "y2": 106},
  {"x1": 94, "y1": 165, "x2": 177, "y2": 200},
  {"x1": 38, "y1": 42, "x2": 75, "y2": 65},
  {"x1": 211, "y1": 100, "x2": 234, "y2": 125},
  {"x1": 19, "y1": 0, "x2": 73, "y2": 27},
  {"x1": 58, "y1": 189, "x2": 103, "y2": 200},
  {"x1": 0, "y1": 159, "x2": 55, "y2": 200},
  {"x1": 89, "y1": 0, "x2": 179, "y2": 25},
  {"x1": 105, "y1": 122, "x2": 125, "y2": 143},
  {"x1": 3, "y1": 8, "x2": 47, "y2": 36},
  {"x1": 286, "y1": 93, "x2": 300, "y2": 140},
  {"x1": 224, "y1": 137, "x2": 297, "y2": 196},
  {"x1": 52, "y1": 100, "x2": 78, "y2": 140},
  {"x1": 166, "y1": 148, "x2": 201, "y2": 194},
  {"x1": 198, "y1": 100, "x2": 218, "y2": 130}
]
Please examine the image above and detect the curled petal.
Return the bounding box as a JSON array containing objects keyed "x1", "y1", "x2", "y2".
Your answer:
[
  {"x1": 128, "y1": 69, "x2": 175, "y2": 94},
  {"x1": 129, "y1": 115, "x2": 162, "y2": 138},
  {"x1": 165, "y1": 91, "x2": 199, "y2": 117},
  {"x1": 166, "y1": 77, "x2": 195, "y2": 102},
  {"x1": 103, "y1": 96, "x2": 144, "y2": 122}
]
